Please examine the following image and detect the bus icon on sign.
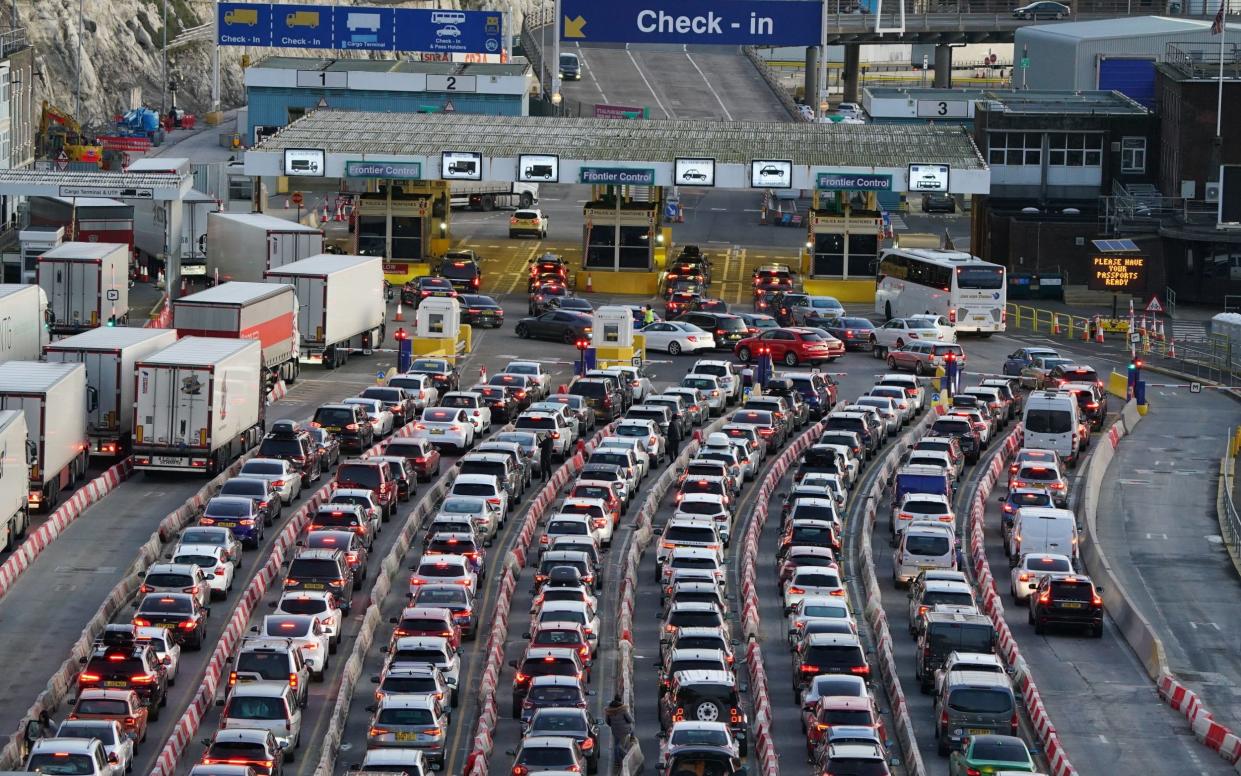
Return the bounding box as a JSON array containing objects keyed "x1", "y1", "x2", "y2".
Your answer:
[{"x1": 431, "y1": 11, "x2": 467, "y2": 24}]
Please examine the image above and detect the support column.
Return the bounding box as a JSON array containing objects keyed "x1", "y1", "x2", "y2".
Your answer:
[
  {"x1": 842, "y1": 44, "x2": 860, "y2": 104},
  {"x1": 933, "y1": 43, "x2": 952, "y2": 88},
  {"x1": 805, "y1": 46, "x2": 820, "y2": 116}
]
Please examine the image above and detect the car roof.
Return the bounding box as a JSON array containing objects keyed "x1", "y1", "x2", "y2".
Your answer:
[
  {"x1": 378, "y1": 693, "x2": 438, "y2": 709},
  {"x1": 805, "y1": 632, "x2": 862, "y2": 646},
  {"x1": 228, "y1": 680, "x2": 291, "y2": 698}
]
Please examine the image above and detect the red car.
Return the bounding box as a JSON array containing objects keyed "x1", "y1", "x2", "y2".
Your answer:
[
  {"x1": 569, "y1": 483, "x2": 622, "y2": 526},
  {"x1": 386, "y1": 437, "x2": 443, "y2": 482},
  {"x1": 733, "y1": 327, "x2": 843, "y2": 367},
  {"x1": 334, "y1": 459, "x2": 397, "y2": 520}
]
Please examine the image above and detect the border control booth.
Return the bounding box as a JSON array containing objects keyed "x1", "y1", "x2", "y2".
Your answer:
[{"x1": 243, "y1": 112, "x2": 990, "y2": 300}]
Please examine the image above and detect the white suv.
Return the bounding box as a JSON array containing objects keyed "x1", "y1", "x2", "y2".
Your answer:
[{"x1": 689, "y1": 360, "x2": 741, "y2": 403}]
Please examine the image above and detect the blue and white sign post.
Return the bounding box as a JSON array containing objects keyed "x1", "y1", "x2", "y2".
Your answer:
[{"x1": 559, "y1": 0, "x2": 824, "y2": 46}]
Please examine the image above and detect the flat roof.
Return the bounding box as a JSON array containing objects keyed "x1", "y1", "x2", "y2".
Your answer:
[
  {"x1": 254, "y1": 55, "x2": 529, "y2": 77},
  {"x1": 0, "y1": 169, "x2": 192, "y2": 199},
  {"x1": 977, "y1": 90, "x2": 1148, "y2": 115},
  {"x1": 1017, "y1": 15, "x2": 1239, "y2": 40},
  {"x1": 250, "y1": 110, "x2": 987, "y2": 170},
  {"x1": 41, "y1": 241, "x2": 128, "y2": 260},
  {"x1": 865, "y1": 87, "x2": 993, "y2": 101}
]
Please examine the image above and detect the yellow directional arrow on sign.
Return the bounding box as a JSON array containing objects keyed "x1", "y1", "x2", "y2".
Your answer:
[{"x1": 563, "y1": 14, "x2": 587, "y2": 38}]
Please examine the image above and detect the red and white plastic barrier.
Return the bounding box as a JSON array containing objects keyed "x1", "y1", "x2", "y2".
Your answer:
[
  {"x1": 144, "y1": 295, "x2": 172, "y2": 329},
  {"x1": 0, "y1": 458, "x2": 133, "y2": 603}
]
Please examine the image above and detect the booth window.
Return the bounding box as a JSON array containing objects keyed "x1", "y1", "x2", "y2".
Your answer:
[
  {"x1": 848, "y1": 234, "x2": 878, "y2": 277},
  {"x1": 618, "y1": 226, "x2": 652, "y2": 270},
  {"x1": 585, "y1": 225, "x2": 616, "y2": 270},
  {"x1": 391, "y1": 216, "x2": 423, "y2": 260},
  {"x1": 812, "y1": 232, "x2": 845, "y2": 276}
]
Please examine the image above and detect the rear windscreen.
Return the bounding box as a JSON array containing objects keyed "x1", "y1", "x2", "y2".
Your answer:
[
  {"x1": 259, "y1": 439, "x2": 302, "y2": 457},
  {"x1": 570, "y1": 382, "x2": 607, "y2": 398},
  {"x1": 1050, "y1": 581, "x2": 1093, "y2": 601},
  {"x1": 237, "y1": 652, "x2": 290, "y2": 678},
  {"x1": 337, "y1": 464, "x2": 381, "y2": 488},
  {"x1": 1025, "y1": 409, "x2": 1073, "y2": 434},
  {"x1": 804, "y1": 644, "x2": 864, "y2": 665},
  {"x1": 948, "y1": 688, "x2": 1014, "y2": 714},
  {"x1": 904, "y1": 534, "x2": 950, "y2": 556},
  {"x1": 665, "y1": 524, "x2": 717, "y2": 542},
  {"x1": 929, "y1": 623, "x2": 995, "y2": 653},
  {"x1": 288, "y1": 559, "x2": 341, "y2": 578},
  {"x1": 923, "y1": 590, "x2": 974, "y2": 608},
  {"x1": 144, "y1": 573, "x2": 192, "y2": 587},
  {"x1": 314, "y1": 408, "x2": 354, "y2": 426}
]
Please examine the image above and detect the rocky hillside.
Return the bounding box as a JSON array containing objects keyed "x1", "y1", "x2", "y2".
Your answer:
[{"x1": 21, "y1": 0, "x2": 539, "y2": 128}]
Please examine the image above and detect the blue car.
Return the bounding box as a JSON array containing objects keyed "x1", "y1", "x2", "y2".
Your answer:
[
  {"x1": 1001, "y1": 346, "x2": 1059, "y2": 376},
  {"x1": 999, "y1": 487, "x2": 1054, "y2": 535},
  {"x1": 519, "y1": 675, "x2": 589, "y2": 726},
  {"x1": 200, "y1": 496, "x2": 264, "y2": 549}
]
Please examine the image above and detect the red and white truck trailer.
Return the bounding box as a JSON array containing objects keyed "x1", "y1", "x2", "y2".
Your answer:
[{"x1": 174, "y1": 282, "x2": 301, "y2": 387}]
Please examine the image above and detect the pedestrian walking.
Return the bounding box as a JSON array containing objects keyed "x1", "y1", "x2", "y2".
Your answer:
[
  {"x1": 643, "y1": 306, "x2": 656, "y2": 326},
  {"x1": 605, "y1": 695, "x2": 635, "y2": 770},
  {"x1": 539, "y1": 431, "x2": 554, "y2": 482},
  {"x1": 666, "y1": 419, "x2": 681, "y2": 462}
]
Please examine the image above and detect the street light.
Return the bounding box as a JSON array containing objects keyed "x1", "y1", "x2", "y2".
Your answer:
[{"x1": 551, "y1": 91, "x2": 562, "y2": 105}]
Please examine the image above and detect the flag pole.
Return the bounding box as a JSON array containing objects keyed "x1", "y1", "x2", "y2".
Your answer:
[{"x1": 1219, "y1": 0, "x2": 1228, "y2": 139}]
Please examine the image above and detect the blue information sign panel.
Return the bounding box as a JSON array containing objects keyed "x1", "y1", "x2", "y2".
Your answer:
[
  {"x1": 218, "y1": 2, "x2": 273, "y2": 46},
  {"x1": 559, "y1": 0, "x2": 823, "y2": 46},
  {"x1": 332, "y1": 6, "x2": 395, "y2": 50},
  {"x1": 272, "y1": 3, "x2": 332, "y2": 48},
  {"x1": 396, "y1": 9, "x2": 504, "y2": 54}
]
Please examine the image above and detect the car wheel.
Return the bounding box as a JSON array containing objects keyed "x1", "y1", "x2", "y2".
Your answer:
[
  {"x1": 516, "y1": 324, "x2": 529, "y2": 338},
  {"x1": 563, "y1": 330, "x2": 576, "y2": 344},
  {"x1": 914, "y1": 361, "x2": 926, "y2": 376},
  {"x1": 738, "y1": 346, "x2": 751, "y2": 362},
  {"x1": 886, "y1": 355, "x2": 898, "y2": 370},
  {"x1": 783, "y1": 351, "x2": 798, "y2": 367}
]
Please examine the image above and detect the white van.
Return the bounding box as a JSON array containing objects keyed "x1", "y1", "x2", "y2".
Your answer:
[
  {"x1": 1022, "y1": 390, "x2": 1080, "y2": 466},
  {"x1": 1008, "y1": 506, "x2": 1078, "y2": 563},
  {"x1": 893, "y1": 521, "x2": 957, "y2": 586}
]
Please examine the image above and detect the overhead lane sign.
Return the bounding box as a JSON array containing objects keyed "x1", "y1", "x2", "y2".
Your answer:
[{"x1": 560, "y1": 0, "x2": 824, "y2": 46}]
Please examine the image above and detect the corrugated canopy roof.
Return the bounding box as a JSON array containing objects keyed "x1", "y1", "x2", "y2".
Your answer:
[
  {"x1": 251, "y1": 110, "x2": 988, "y2": 170},
  {"x1": 256, "y1": 55, "x2": 529, "y2": 77}
]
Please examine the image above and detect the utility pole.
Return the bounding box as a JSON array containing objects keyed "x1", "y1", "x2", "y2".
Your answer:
[
  {"x1": 551, "y1": 0, "x2": 563, "y2": 110},
  {"x1": 161, "y1": 0, "x2": 168, "y2": 114},
  {"x1": 74, "y1": 0, "x2": 84, "y2": 118}
]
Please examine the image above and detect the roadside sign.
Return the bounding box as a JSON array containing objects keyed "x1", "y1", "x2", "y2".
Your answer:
[
  {"x1": 631, "y1": 356, "x2": 642, "y2": 367},
  {"x1": 105, "y1": 289, "x2": 120, "y2": 301},
  {"x1": 1020, "y1": 57, "x2": 1030, "y2": 69},
  {"x1": 290, "y1": 191, "x2": 304, "y2": 206},
  {"x1": 560, "y1": 0, "x2": 825, "y2": 46},
  {"x1": 931, "y1": 393, "x2": 941, "y2": 403},
  {"x1": 1129, "y1": 332, "x2": 1142, "y2": 344},
  {"x1": 55, "y1": 150, "x2": 69, "y2": 171},
  {"x1": 1145, "y1": 296, "x2": 1164, "y2": 313},
  {"x1": 1191, "y1": 382, "x2": 1203, "y2": 393}
]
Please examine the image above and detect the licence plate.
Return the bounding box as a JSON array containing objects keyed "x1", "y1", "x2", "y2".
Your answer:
[
  {"x1": 103, "y1": 680, "x2": 128, "y2": 688},
  {"x1": 1060, "y1": 602, "x2": 1085, "y2": 609},
  {"x1": 156, "y1": 622, "x2": 175, "y2": 629},
  {"x1": 395, "y1": 731, "x2": 419, "y2": 742},
  {"x1": 216, "y1": 521, "x2": 236, "y2": 528},
  {"x1": 967, "y1": 728, "x2": 991, "y2": 735},
  {"x1": 302, "y1": 582, "x2": 326, "y2": 590},
  {"x1": 154, "y1": 455, "x2": 184, "y2": 466},
  {"x1": 431, "y1": 428, "x2": 445, "y2": 435}
]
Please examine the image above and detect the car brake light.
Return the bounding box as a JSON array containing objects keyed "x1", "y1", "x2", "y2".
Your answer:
[
  {"x1": 78, "y1": 672, "x2": 101, "y2": 682},
  {"x1": 1092, "y1": 592, "x2": 1104, "y2": 606},
  {"x1": 1038, "y1": 590, "x2": 1051, "y2": 604},
  {"x1": 179, "y1": 620, "x2": 198, "y2": 630},
  {"x1": 850, "y1": 665, "x2": 870, "y2": 675}
]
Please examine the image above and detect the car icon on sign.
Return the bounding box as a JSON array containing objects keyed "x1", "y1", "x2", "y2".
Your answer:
[
  {"x1": 437, "y1": 24, "x2": 462, "y2": 38},
  {"x1": 681, "y1": 169, "x2": 708, "y2": 181},
  {"x1": 759, "y1": 165, "x2": 786, "y2": 178}
]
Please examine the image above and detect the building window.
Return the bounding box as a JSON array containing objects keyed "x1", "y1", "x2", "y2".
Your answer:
[
  {"x1": 1121, "y1": 137, "x2": 1146, "y2": 173},
  {"x1": 987, "y1": 131, "x2": 1042, "y2": 166},
  {"x1": 1048, "y1": 133, "x2": 1103, "y2": 167}
]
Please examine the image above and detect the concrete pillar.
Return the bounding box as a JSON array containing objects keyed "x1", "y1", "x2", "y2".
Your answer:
[
  {"x1": 934, "y1": 44, "x2": 952, "y2": 88},
  {"x1": 805, "y1": 46, "x2": 820, "y2": 115},
  {"x1": 842, "y1": 44, "x2": 861, "y2": 104}
]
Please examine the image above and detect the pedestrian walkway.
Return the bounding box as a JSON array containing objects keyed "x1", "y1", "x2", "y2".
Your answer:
[{"x1": 1096, "y1": 391, "x2": 1241, "y2": 737}]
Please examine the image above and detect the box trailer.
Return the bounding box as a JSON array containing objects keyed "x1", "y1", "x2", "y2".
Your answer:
[
  {"x1": 37, "y1": 242, "x2": 131, "y2": 333},
  {"x1": 0, "y1": 361, "x2": 91, "y2": 512},
  {"x1": 133, "y1": 188, "x2": 219, "y2": 278},
  {"x1": 132, "y1": 337, "x2": 264, "y2": 475},
  {"x1": 27, "y1": 196, "x2": 135, "y2": 251},
  {"x1": 206, "y1": 212, "x2": 324, "y2": 283},
  {"x1": 173, "y1": 282, "x2": 301, "y2": 386},
  {"x1": 0, "y1": 410, "x2": 33, "y2": 550},
  {"x1": 0, "y1": 284, "x2": 50, "y2": 365},
  {"x1": 264, "y1": 254, "x2": 386, "y2": 369},
  {"x1": 44, "y1": 327, "x2": 179, "y2": 457}
]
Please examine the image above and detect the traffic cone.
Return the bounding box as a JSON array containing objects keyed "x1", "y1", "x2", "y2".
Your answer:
[
  {"x1": 1156, "y1": 317, "x2": 1165, "y2": 341},
  {"x1": 285, "y1": 196, "x2": 290, "y2": 210},
  {"x1": 334, "y1": 201, "x2": 345, "y2": 222},
  {"x1": 585, "y1": 274, "x2": 593, "y2": 293},
  {"x1": 394, "y1": 302, "x2": 405, "y2": 322},
  {"x1": 1095, "y1": 316, "x2": 1105, "y2": 344},
  {"x1": 1051, "y1": 315, "x2": 1061, "y2": 336},
  {"x1": 1082, "y1": 318, "x2": 1091, "y2": 342},
  {"x1": 1168, "y1": 337, "x2": 1177, "y2": 359},
  {"x1": 156, "y1": 269, "x2": 165, "y2": 289},
  {"x1": 179, "y1": 277, "x2": 188, "y2": 297},
  {"x1": 480, "y1": 366, "x2": 488, "y2": 383},
  {"x1": 321, "y1": 200, "x2": 330, "y2": 221}
]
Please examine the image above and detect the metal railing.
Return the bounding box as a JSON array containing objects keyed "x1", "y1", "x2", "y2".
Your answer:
[
  {"x1": 0, "y1": 27, "x2": 26, "y2": 58},
  {"x1": 1165, "y1": 41, "x2": 1241, "y2": 79},
  {"x1": 1100, "y1": 191, "x2": 1221, "y2": 235},
  {"x1": 1220, "y1": 430, "x2": 1241, "y2": 568}
]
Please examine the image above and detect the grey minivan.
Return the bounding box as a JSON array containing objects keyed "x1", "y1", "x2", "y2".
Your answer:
[{"x1": 935, "y1": 669, "x2": 1017, "y2": 755}]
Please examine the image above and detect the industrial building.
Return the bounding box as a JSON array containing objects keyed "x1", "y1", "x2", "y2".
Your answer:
[
  {"x1": 243, "y1": 57, "x2": 535, "y2": 144},
  {"x1": 1015, "y1": 15, "x2": 1241, "y2": 108}
]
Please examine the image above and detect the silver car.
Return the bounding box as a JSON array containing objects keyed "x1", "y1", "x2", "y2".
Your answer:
[{"x1": 238, "y1": 457, "x2": 302, "y2": 505}]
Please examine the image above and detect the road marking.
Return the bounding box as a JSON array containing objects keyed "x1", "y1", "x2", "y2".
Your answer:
[
  {"x1": 710, "y1": 207, "x2": 728, "y2": 211},
  {"x1": 574, "y1": 44, "x2": 610, "y2": 104},
  {"x1": 625, "y1": 48, "x2": 671, "y2": 118},
  {"x1": 1098, "y1": 734, "x2": 1109, "y2": 744},
  {"x1": 684, "y1": 51, "x2": 734, "y2": 121}
]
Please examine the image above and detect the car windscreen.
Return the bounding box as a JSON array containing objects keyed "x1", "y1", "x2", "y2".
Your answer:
[
  {"x1": 796, "y1": 572, "x2": 841, "y2": 588},
  {"x1": 665, "y1": 524, "x2": 717, "y2": 542},
  {"x1": 1024, "y1": 409, "x2": 1073, "y2": 434},
  {"x1": 337, "y1": 464, "x2": 382, "y2": 488},
  {"x1": 381, "y1": 675, "x2": 439, "y2": 694},
  {"x1": 440, "y1": 262, "x2": 479, "y2": 280},
  {"x1": 516, "y1": 417, "x2": 557, "y2": 430},
  {"x1": 669, "y1": 610, "x2": 723, "y2": 628},
  {"x1": 677, "y1": 501, "x2": 724, "y2": 516},
  {"x1": 139, "y1": 596, "x2": 192, "y2": 613},
  {"x1": 460, "y1": 461, "x2": 506, "y2": 479},
  {"x1": 1026, "y1": 556, "x2": 1072, "y2": 573},
  {"x1": 228, "y1": 695, "x2": 286, "y2": 720},
  {"x1": 237, "y1": 651, "x2": 290, "y2": 678},
  {"x1": 570, "y1": 382, "x2": 607, "y2": 398},
  {"x1": 904, "y1": 534, "x2": 950, "y2": 555},
  {"x1": 452, "y1": 482, "x2": 496, "y2": 496},
  {"x1": 56, "y1": 723, "x2": 117, "y2": 744},
  {"x1": 811, "y1": 676, "x2": 865, "y2": 697},
  {"x1": 519, "y1": 747, "x2": 575, "y2": 767},
  {"x1": 258, "y1": 438, "x2": 302, "y2": 456},
  {"x1": 923, "y1": 590, "x2": 974, "y2": 608},
  {"x1": 948, "y1": 688, "x2": 1014, "y2": 714},
  {"x1": 904, "y1": 500, "x2": 948, "y2": 514},
  {"x1": 220, "y1": 480, "x2": 265, "y2": 497},
  {"x1": 205, "y1": 499, "x2": 250, "y2": 517},
  {"x1": 423, "y1": 408, "x2": 458, "y2": 423},
  {"x1": 441, "y1": 497, "x2": 486, "y2": 514},
  {"x1": 377, "y1": 706, "x2": 435, "y2": 725},
  {"x1": 804, "y1": 644, "x2": 864, "y2": 665},
  {"x1": 682, "y1": 377, "x2": 718, "y2": 391},
  {"x1": 74, "y1": 698, "x2": 130, "y2": 715},
  {"x1": 393, "y1": 648, "x2": 448, "y2": 664},
  {"x1": 280, "y1": 598, "x2": 329, "y2": 615},
  {"x1": 26, "y1": 754, "x2": 96, "y2": 773},
  {"x1": 173, "y1": 553, "x2": 218, "y2": 568},
  {"x1": 144, "y1": 572, "x2": 193, "y2": 587},
  {"x1": 314, "y1": 408, "x2": 354, "y2": 426},
  {"x1": 1049, "y1": 580, "x2": 1093, "y2": 601}
]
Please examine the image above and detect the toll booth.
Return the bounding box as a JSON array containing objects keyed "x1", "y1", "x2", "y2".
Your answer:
[
  {"x1": 580, "y1": 185, "x2": 664, "y2": 295},
  {"x1": 803, "y1": 187, "x2": 883, "y2": 303},
  {"x1": 412, "y1": 296, "x2": 472, "y2": 358},
  {"x1": 592, "y1": 305, "x2": 646, "y2": 368},
  {"x1": 352, "y1": 180, "x2": 450, "y2": 285}
]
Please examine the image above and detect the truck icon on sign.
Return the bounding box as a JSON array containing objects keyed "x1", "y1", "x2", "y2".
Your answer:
[
  {"x1": 224, "y1": 7, "x2": 259, "y2": 26},
  {"x1": 286, "y1": 10, "x2": 320, "y2": 27}
]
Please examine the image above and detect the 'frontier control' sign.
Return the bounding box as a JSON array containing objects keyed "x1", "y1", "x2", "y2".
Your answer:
[
  {"x1": 346, "y1": 160, "x2": 422, "y2": 179},
  {"x1": 816, "y1": 172, "x2": 893, "y2": 191},
  {"x1": 579, "y1": 167, "x2": 655, "y2": 185},
  {"x1": 1088, "y1": 254, "x2": 1147, "y2": 293}
]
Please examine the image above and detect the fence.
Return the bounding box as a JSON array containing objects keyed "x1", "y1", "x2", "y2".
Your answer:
[{"x1": 1220, "y1": 431, "x2": 1241, "y2": 572}]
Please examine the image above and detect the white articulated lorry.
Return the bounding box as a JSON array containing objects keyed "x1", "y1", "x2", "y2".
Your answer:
[
  {"x1": 206, "y1": 212, "x2": 324, "y2": 283},
  {"x1": 132, "y1": 337, "x2": 265, "y2": 475},
  {"x1": 173, "y1": 282, "x2": 301, "y2": 387},
  {"x1": 0, "y1": 410, "x2": 33, "y2": 550},
  {"x1": 0, "y1": 284, "x2": 50, "y2": 365},
  {"x1": 43, "y1": 327, "x2": 179, "y2": 457},
  {"x1": 0, "y1": 361, "x2": 91, "y2": 513},
  {"x1": 264, "y1": 254, "x2": 386, "y2": 370},
  {"x1": 37, "y1": 242, "x2": 131, "y2": 333}
]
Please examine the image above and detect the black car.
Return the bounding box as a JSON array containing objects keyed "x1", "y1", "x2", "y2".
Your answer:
[
  {"x1": 134, "y1": 592, "x2": 209, "y2": 649},
  {"x1": 528, "y1": 254, "x2": 569, "y2": 291},
  {"x1": 930, "y1": 415, "x2": 980, "y2": 463},
  {"x1": 406, "y1": 358, "x2": 460, "y2": 392},
  {"x1": 690, "y1": 298, "x2": 729, "y2": 314},
  {"x1": 1029, "y1": 575, "x2": 1104, "y2": 637},
  {"x1": 569, "y1": 378, "x2": 623, "y2": 422},
  {"x1": 515, "y1": 311, "x2": 593, "y2": 344},
  {"x1": 438, "y1": 251, "x2": 482, "y2": 292},
  {"x1": 306, "y1": 426, "x2": 341, "y2": 469},
  {"x1": 284, "y1": 549, "x2": 356, "y2": 611},
  {"x1": 403, "y1": 276, "x2": 458, "y2": 307},
  {"x1": 312, "y1": 403, "x2": 374, "y2": 452},
  {"x1": 78, "y1": 645, "x2": 170, "y2": 712},
  {"x1": 257, "y1": 420, "x2": 322, "y2": 487},
  {"x1": 359, "y1": 386, "x2": 417, "y2": 427},
  {"x1": 472, "y1": 385, "x2": 520, "y2": 422},
  {"x1": 529, "y1": 282, "x2": 570, "y2": 315},
  {"x1": 922, "y1": 192, "x2": 956, "y2": 213},
  {"x1": 217, "y1": 476, "x2": 282, "y2": 526},
  {"x1": 459, "y1": 294, "x2": 505, "y2": 328},
  {"x1": 658, "y1": 671, "x2": 748, "y2": 756},
  {"x1": 1012, "y1": 0, "x2": 1069, "y2": 18},
  {"x1": 548, "y1": 296, "x2": 594, "y2": 314},
  {"x1": 772, "y1": 292, "x2": 809, "y2": 326},
  {"x1": 819, "y1": 316, "x2": 877, "y2": 351},
  {"x1": 679, "y1": 312, "x2": 749, "y2": 350}
]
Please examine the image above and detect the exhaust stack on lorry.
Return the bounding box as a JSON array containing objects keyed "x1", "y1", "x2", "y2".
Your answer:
[
  {"x1": 132, "y1": 337, "x2": 264, "y2": 475},
  {"x1": 37, "y1": 241, "x2": 130, "y2": 333},
  {"x1": 206, "y1": 212, "x2": 324, "y2": 283},
  {"x1": 174, "y1": 282, "x2": 301, "y2": 387},
  {"x1": 0, "y1": 361, "x2": 91, "y2": 512},
  {"x1": 0, "y1": 410, "x2": 33, "y2": 551},
  {"x1": 264, "y1": 254, "x2": 386, "y2": 370},
  {"x1": 0, "y1": 284, "x2": 51, "y2": 365},
  {"x1": 44, "y1": 327, "x2": 179, "y2": 457}
]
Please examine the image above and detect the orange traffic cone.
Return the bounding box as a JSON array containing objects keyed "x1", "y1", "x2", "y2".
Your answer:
[
  {"x1": 321, "y1": 201, "x2": 330, "y2": 221},
  {"x1": 394, "y1": 302, "x2": 405, "y2": 322},
  {"x1": 1083, "y1": 318, "x2": 1091, "y2": 342},
  {"x1": 480, "y1": 366, "x2": 488, "y2": 383},
  {"x1": 1095, "y1": 316, "x2": 1105, "y2": 344},
  {"x1": 179, "y1": 277, "x2": 188, "y2": 297},
  {"x1": 585, "y1": 274, "x2": 593, "y2": 293},
  {"x1": 1051, "y1": 315, "x2": 1061, "y2": 336},
  {"x1": 334, "y1": 201, "x2": 345, "y2": 222},
  {"x1": 1167, "y1": 337, "x2": 1176, "y2": 358},
  {"x1": 1156, "y1": 318, "x2": 1165, "y2": 341}
]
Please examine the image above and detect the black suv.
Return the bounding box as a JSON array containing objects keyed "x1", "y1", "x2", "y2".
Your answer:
[
  {"x1": 78, "y1": 645, "x2": 169, "y2": 714},
  {"x1": 359, "y1": 386, "x2": 417, "y2": 427},
  {"x1": 772, "y1": 292, "x2": 810, "y2": 326},
  {"x1": 217, "y1": 476, "x2": 282, "y2": 525},
  {"x1": 1029, "y1": 575, "x2": 1104, "y2": 637},
  {"x1": 403, "y1": 276, "x2": 457, "y2": 307},
  {"x1": 679, "y1": 312, "x2": 749, "y2": 350},
  {"x1": 284, "y1": 548, "x2": 355, "y2": 611},
  {"x1": 258, "y1": 420, "x2": 322, "y2": 486},
  {"x1": 658, "y1": 670, "x2": 748, "y2": 756},
  {"x1": 312, "y1": 403, "x2": 374, "y2": 452},
  {"x1": 930, "y1": 416, "x2": 980, "y2": 464},
  {"x1": 438, "y1": 250, "x2": 483, "y2": 292},
  {"x1": 569, "y1": 378, "x2": 623, "y2": 422}
]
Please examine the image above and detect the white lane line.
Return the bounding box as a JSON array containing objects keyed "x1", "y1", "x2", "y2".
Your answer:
[
  {"x1": 574, "y1": 44, "x2": 609, "y2": 104},
  {"x1": 626, "y1": 48, "x2": 671, "y2": 118},
  {"x1": 684, "y1": 51, "x2": 734, "y2": 121}
]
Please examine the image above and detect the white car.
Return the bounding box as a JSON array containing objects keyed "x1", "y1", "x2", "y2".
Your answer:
[
  {"x1": 600, "y1": 366, "x2": 654, "y2": 403},
  {"x1": 177, "y1": 525, "x2": 243, "y2": 566},
  {"x1": 542, "y1": 513, "x2": 598, "y2": 552},
  {"x1": 327, "y1": 488, "x2": 384, "y2": 538},
  {"x1": 1009, "y1": 552, "x2": 1074, "y2": 602},
  {"x1": 386, "y1": 636, "x2": 462, "y2": 694},
  {"x1": 660, "y1": 546, "x2": 727, "y2": 590},
  {"x1": 515, "y1": 411, "x2": 573, "y2": 458},
  {"x1": 53, "y1": 719, "x2": 134, "y2": 773},
  {"x1": 855, "y1": 395, "x2": 902, "y2": 435},
  {"x1": 665, "y1": 387, "x2": 709, "y2": 424},
  {"x1": 871, "y1": 317, "x2": 944, "y2": 353},
  {"x1": 783, "y1": 566, "x2": 844, "y2": 612},
  {"x1": 275, "y1": 590, "x2": 345, "y2": 648},
  {"x1": 615, "y1": 418, "x2": 665, "y2": 459},
  {"x1": 435, "y1": 495, "x2": 502, "y2": 542},
  {"x1": 502, "y1": 361, "x2": 552, "y2": 399},
  {"x1": 556, "y1": 498, "x2": 615, "y2": 546},
  {"x1": 817, "y1": 443, "x2": 861, "y2": 485},
  {"x1": 876, "y1": 373, "x2": 927, "y2": 412},
  {"x1": 689, "y1": 360, "x2": 741, "y2": 403},
  {"x1": 170, "y1": 543, "x2": 236, "y2": 599},
  {"x1": 449, "y1": 473, "x2": 508, "y2": 517},
  {"x1": 892, "y1": 492, "x2": 954, "y2": 537},
  {"x1": 671, "y1": 493, "x2": 732, "y2": 545},
  {"x1": 933, "y1": 651, "x2": 1007, "y2": 696},
  {"x1": 343, "y1": 396, "x2": 395, "y2": 437},
  {"x1": 238, "y1": 458, "x2": 302, "y2": 505},
  {"x1": 255, "y1": 614, "x2": 331, "y2": 678},
  {"x1": 532, "y1": 600, "x2": 601, "y2": 651},
  {"x1": 786, "y1": 596, "x2": 854, "y2": 648},
  {"x1": 529, "y1": 401, "x2": 582, "y2": 440},
  {"x1": 681, "y1": 374, "x2": 725, "y2": 415},
  {"x1": 411, "y1": 553, "x2": 478, "y2": 592},
  {"x1": 718, "y1": 425, "x2": 765, "y2": 470},
  {"x1": 702, "y1": 433, "x2": 755, "y2": 480},
  {"x1": 596, "y1": 436, "x2": 652, "y2": 480},
  {"x1": 389, "y1": 372, "x2": 439, "y2": 410},
  {"x1": 414, "y1": 406, "x2": 476, "y2": 451},
  {"x1": 909, "y1": 313, "x2": 957, "y2": 343},
  {"x1": 442, "y1": 391, "x2": 492, "y2": 434},
  {"x1": 640, "y1": 321, "x2": 715, "y2": 356},
  {"x1": 136, "y1": 626, "x2": 182, "y2": 685},
  {"x1": 800, "y1": 472, "x2": 848, "y2": 510}
]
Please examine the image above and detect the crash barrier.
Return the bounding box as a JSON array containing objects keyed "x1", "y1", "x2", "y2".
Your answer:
[
  {"x1": 739, "y1": 421, "x2": 828, "y2": 776},
  {"x1": 964, "y1": 425, "x2": 1082, "y2": 776},
  {"x1": 148, "y1": 415, "x2": 448, "y2": 776},
  {"x1": 462, "y1": 422, "x2": 619, "y2": 774},
  {"x1": 1081, "y1": 404, "x2": 1241, "y2": 767},
  {"x1": 0, "y1": 457, "x2": 133, "y2": 604},
  {"x1": 312, "y1": 466, "x2": 455, "y2": 776},
  {"x1": 0, "y1": 451, "x2": 255, "y2": 769},
  {"x1": 855, "y1": 410, "x2": 939, "y2": 776},
  {"x1": 145, "y1": 294, "x2": 172, "y2": 328}
]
